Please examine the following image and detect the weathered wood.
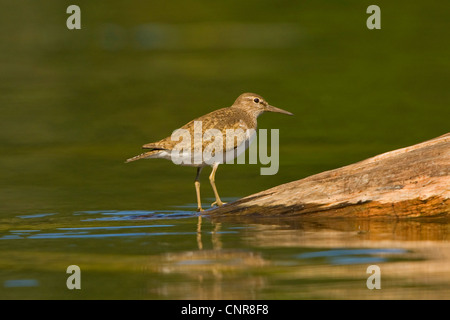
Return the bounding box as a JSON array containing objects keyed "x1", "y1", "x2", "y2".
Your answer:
[{"x1": 208, "y1": 133, "x2": 450, "y2": 218}]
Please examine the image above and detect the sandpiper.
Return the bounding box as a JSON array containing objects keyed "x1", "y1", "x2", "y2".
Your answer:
[{"x1": 126, "y1": 92, "x2": 293, "y2": 211}]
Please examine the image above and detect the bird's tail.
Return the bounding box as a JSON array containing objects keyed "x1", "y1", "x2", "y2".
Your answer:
[{"x1": 125, "y1": 150, "x2": 161, "y2": 163}]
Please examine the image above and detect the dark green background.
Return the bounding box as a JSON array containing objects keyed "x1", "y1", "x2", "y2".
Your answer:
[{"x1": 1, "y1": 0, "x2": 448, "y2": 214}]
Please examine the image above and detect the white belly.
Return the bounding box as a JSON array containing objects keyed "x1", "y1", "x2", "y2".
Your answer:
[{"x1": 148, "y1": 129, "x2": 256, "y2": 167}]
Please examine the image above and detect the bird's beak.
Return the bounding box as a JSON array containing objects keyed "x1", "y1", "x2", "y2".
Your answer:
[{"x1": 264, "y1": 105, "x2": 294, "y2": 116}]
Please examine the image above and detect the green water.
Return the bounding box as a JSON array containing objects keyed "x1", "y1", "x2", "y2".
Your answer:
[{"x1": 0, "y1": 1, "x2": 449, "y2": 299}]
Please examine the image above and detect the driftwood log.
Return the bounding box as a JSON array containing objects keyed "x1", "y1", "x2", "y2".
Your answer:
[{"x1": 209, "y1": 133, "x2": 450, "y2": 218}]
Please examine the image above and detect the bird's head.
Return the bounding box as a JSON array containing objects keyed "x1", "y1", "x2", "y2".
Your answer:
[{"x1": 232, "y1": 92, "x2": 293, "y2": 117}]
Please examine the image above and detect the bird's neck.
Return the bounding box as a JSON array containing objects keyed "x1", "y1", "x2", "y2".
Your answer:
[{"x1": 230, "y1": 105, "x2": 263, "y2": 120}]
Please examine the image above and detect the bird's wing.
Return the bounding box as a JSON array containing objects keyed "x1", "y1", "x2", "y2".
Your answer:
[
  {"x1": 141, "y1": 107, "x2": 255, "y2": 153},
  {"x1": 196, "y1": 108, "x2": 255, "y2": 154}
]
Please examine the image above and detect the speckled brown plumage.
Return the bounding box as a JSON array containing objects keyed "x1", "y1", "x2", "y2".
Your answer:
[
  {"x1": 126, "y1": 92, "x2": 293, "y2": 211},
  {"x1": 126, "y1": 93, "x2": 292, "y2": 163}
]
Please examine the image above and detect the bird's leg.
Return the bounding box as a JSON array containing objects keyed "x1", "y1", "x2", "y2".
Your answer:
[
  {"x1": 209, "y1": 163, "x2": 227, "y2": 207},
  {"x1": 195, "y1": 167, "x2": 204, "y2": 212}
]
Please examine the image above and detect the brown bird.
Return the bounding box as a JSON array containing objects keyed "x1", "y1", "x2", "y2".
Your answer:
[{"x1": 126, "y1": 92, "x2": 293, "y2": 211}]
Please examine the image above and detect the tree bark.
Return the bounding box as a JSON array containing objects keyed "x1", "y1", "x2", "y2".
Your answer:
[{"x1": 209, "y1": 133, "x2": 450, "y2": 218}]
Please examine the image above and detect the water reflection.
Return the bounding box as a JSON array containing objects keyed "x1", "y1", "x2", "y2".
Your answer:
[
  {"x1": 0, "y1": 208, "x2": 449, "y2": 299},
  {"x1": 197, "y1": 216, "x2": 223, "y2": 251},
  {"x1": 159, "y1": 215, "x2": 450, "y2": 299}
]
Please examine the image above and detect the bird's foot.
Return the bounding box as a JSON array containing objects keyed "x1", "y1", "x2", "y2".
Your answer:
[
  {"x1": 211, "y1": 201, "x2": 227, "y2": 207},
  {"x1": 197, "y1": 207, "x2": 204, "y2": 212}
]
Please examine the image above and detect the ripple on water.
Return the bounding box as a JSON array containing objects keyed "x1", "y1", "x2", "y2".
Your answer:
[
  {"x1": 296, "y1": 248, "x2": 407, "y2": 265},
  {"x1": 16, "y1": 213, "x2": 57, "y2": 219},
  {"x1": 2, "y1": 209, "x2": 202, "y2": 240},
  {"x1": 3, "y1": 279, "x2": 40, "y2": 288},
  {"x1": 76, "y1": 209, "x2": 199, "y2": 221}
]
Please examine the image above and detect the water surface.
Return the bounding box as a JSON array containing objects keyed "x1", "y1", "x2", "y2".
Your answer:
[{"x1": 0, "y1": 208, "x2": 448, "y2": 299}]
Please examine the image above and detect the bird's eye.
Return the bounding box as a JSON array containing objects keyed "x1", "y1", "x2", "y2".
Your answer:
[{"x1": 253, "y1": 98, "x2": 260, "y2": 103}]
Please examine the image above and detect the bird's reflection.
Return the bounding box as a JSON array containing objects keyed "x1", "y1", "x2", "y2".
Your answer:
[{"x1": 196, "y1": 214, "x2": 222, "y2": 251}]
